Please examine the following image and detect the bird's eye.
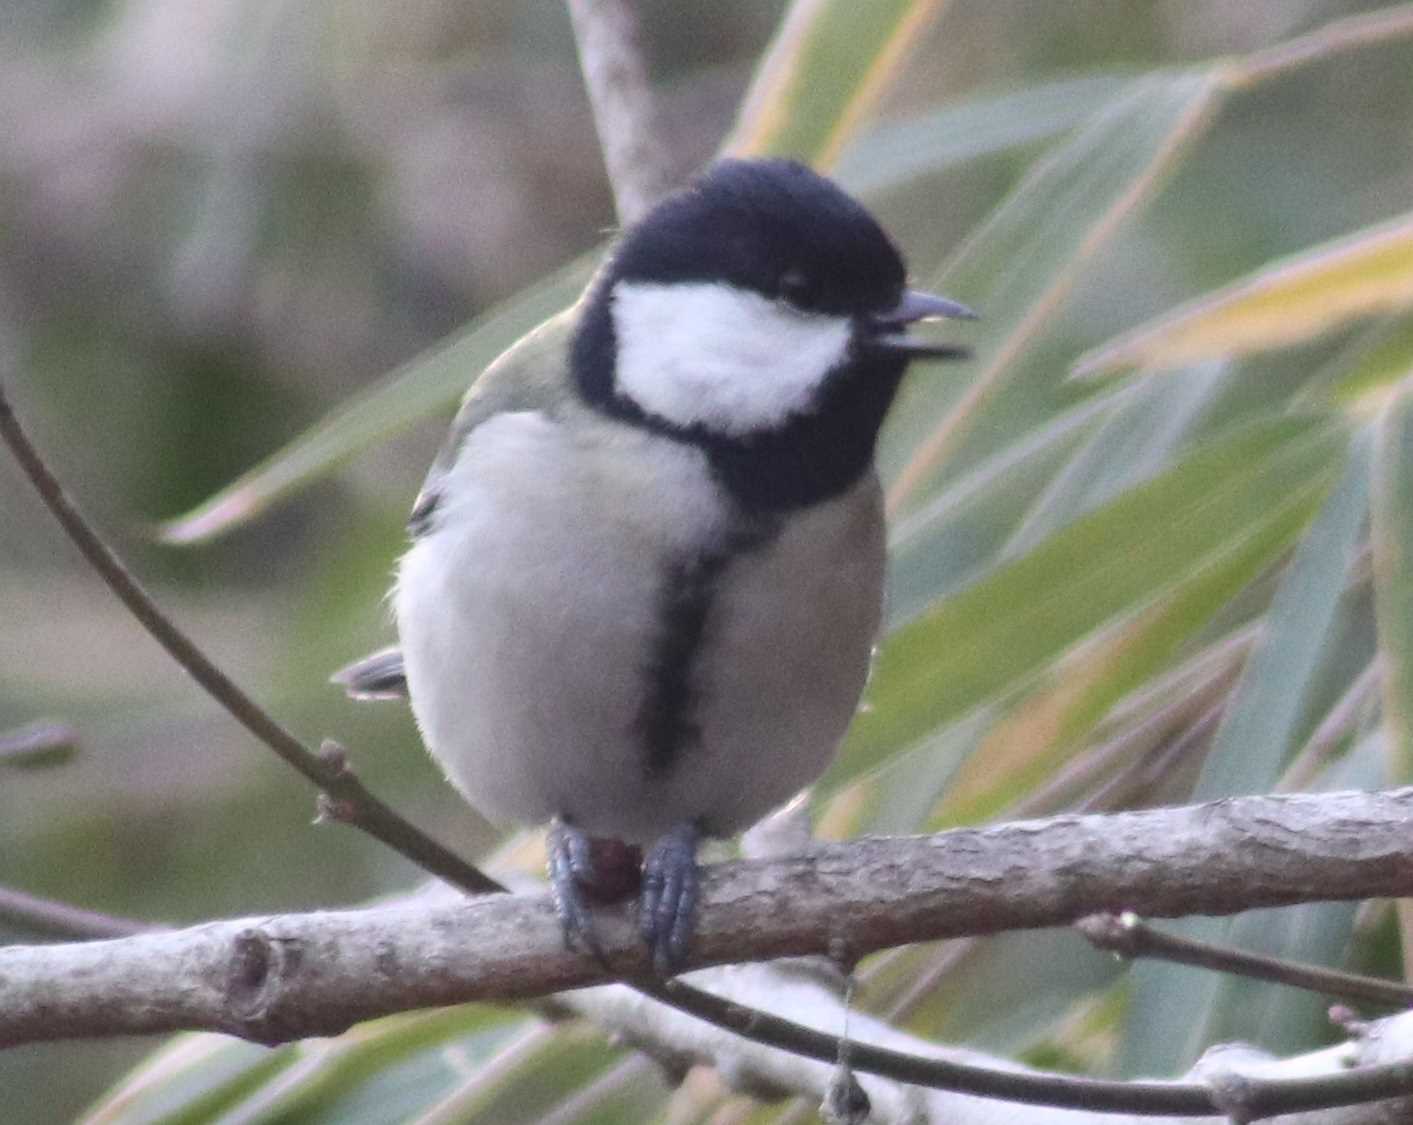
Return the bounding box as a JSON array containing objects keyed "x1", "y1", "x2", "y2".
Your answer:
[{"x1": 778, "y1": 268, "x2": 813, "y2": 304}]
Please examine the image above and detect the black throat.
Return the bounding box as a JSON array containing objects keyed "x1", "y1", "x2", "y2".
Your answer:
[{"x1": 571, "y1": 290, "x2": 907, "y2": 513}]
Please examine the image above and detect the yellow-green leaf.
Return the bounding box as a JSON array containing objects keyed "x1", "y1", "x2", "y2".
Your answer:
[
  {"x1": 1304, "y1": 313, "x2": 1413, "y2": 413},
  {"x1": 1077, "y1": 211, "x2": 1413, "y2": 377},
  {"x1": 159, "y1": 257, "x2": 595, "y2": 545},
  {"x1": 724, "y1": 0, "x2": 949, "y2": 168},
  {"x1": 830, "y1": 415, "x2": 1344, "y2": 789}
]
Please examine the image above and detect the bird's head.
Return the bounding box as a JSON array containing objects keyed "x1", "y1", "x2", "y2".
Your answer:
[{"x1": 573, "y1": 158, "x2": 972, "y2": 508}]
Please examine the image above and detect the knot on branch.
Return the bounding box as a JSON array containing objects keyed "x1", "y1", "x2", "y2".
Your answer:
[
  {"x1": 1074, "y1": 911, "x2": 1141, "y2": 957},
  {"x1": 225, "y1": 927, "x2": 304, "y2": 1042},
  {"x1": 1192, "y1": 1043, "x2": 1274, "y2": 1124}
]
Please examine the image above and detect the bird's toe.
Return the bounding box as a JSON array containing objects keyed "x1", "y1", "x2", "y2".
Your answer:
[
  {"x1": 640, "y1": 820, "x2": 701, "y2": 975},
  {"x1": 547, "y1": 818, "x2": 609, "y2": 967}
]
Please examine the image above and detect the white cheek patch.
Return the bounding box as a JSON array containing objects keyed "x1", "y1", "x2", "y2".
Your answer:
[{"x1": 610, "y1": 280, "x2": 852, "y2": 436}]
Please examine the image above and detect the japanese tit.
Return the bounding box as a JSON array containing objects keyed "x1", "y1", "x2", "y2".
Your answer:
[{"x1": 336, "y1": 158, "x2": 972, "y2": 972}]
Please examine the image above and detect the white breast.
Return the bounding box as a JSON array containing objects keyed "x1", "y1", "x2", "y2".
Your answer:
[{"x1": 394, "y1": 409, "x2": 884, "y2": 844}]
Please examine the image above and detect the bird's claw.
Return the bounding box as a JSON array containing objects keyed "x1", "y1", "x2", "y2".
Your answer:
[
  {"x1": 547, "y1": 818, "x2": 610, "y2": 969},
  {"x1": 639, "y1": 820, "x2": 701, "y2": 976}
]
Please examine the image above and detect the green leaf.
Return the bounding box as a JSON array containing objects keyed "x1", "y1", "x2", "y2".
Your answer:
[
  {"x1": 158, "y1": 257, "x2": 595, "y2": 544},
  {"x1": 830, "y1": 415, "x2": 1345, "y2": 790},
  {"x1": 723, "y1": 0, "x2": 950, "y2": 168},
  {"x1": 81, "y1": 1007, "x2": 529, "y2": 1124},
  {"x1": 1001, "y1": 363, "x2": 1228, "y2": 558},
  {"x1": 887, "y1": 930, "x2": 1121, "y2": 1054},
  {"x1": 885, "y1": 385, "x2": 1128, "y2": 628},
  {"x1": 80, "y1": 1036, "x2": 289, "y2": 1124},
  {"x1": 1122, "y1": 434, "x2": 1373, "y2": 1076},
  {"x1": 408, "y1": 1023, "x2": 640, "y2": 1125},
  {"x1": 1373, "y1": 382, "x2": 1413, "y2": 780},
  {"x1": 834, "y1": 71, "x2": 1139, "y2": 196},
  {"x1": 1077, "y1": 211, "x2": 1413, "y2": 377},
  {"x1": 1195, "y1": 429, "x2": 1372, "y2": 800},
  {"x1": 1122, "y1": 730, "x2": 1385, "y2": 1077},
  {"x1": 1301, "y1": 314, "x2": 1413, "y2": 411},
  {"x1": 881, "y1": 67, "x2": 1224, "y2": 506},
  {"x1": 932, "y1": 490, "x2": 1323, "y2": 829}
]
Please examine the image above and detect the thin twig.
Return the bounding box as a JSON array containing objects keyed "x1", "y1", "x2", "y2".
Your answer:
[
  {"x1": 565, "y1": 0, "x2": 680, "y2": 225},
  {"x1": 1277, "y1": 658, "x2": 1381, "y2": 793},
  {"x1": 1078, "y1": 912, "x2": 1413, "y2": 1012},
  {"x1": 1075, "y1": 698, "x2": 1224, "y2": 812},
  {"x1": 0, "y1": 382, "x2": 499, "y2": 898},
  {"x1": 0, "y1": 886, "x2": 159, "y2": 940},
  {"x1": 623, "y1": 976, "x2": 1413, "y2": 1120}
]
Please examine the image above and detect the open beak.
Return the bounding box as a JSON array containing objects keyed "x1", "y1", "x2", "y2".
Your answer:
[{"x1": 863, "y1": 288, "x2": 976, "y2": 361}]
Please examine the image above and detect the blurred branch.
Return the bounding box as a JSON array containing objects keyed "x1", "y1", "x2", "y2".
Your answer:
[
  {"x1": 572, "y1": 968, "x2": 1413, "y2": 1125},
  {"x1": 7, "y1": 788, "x2": 1413, "y2": 1118},
  {"x1": 1078, "y1": 912, "x2": 1413, "y2": 1012},
  {"x1": 0, "y1": 886, "x2": 158, "y2": 941},
  {"x1": 1278, "y1": 658, "x2": 1381, "y2": 792},
  {"x1": 566, "y1": 0, "x2": 682, "y2": 225},
  {"x1": 0, "y1": 720, "x2": 78, "y2": 768}
]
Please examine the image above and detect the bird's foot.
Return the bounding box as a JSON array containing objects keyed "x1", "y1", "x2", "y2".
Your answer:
[
  {"x1": 639, "y1": 820, "x2": 701, "y2": 976},
  {"x1": 547, "y1": 818, "x2": 642, "y2": 969}
]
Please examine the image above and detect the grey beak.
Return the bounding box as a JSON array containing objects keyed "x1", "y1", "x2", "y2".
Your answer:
[
  {"x1": 876, "y1": 289, "x2": 978, "y2": 327},
  {"x1": 863, "y1": 288, "x2": 976, "y2": 362}
]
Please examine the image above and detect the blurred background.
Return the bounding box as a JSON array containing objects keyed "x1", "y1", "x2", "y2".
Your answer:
[{"x1": 3, "y1": 1, "x2": 1413, "y2": 1120}]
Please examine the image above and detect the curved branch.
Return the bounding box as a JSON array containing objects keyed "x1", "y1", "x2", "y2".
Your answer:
[{"x1": 574, "y1": 968, "x2": 1413, "y2": 1124}]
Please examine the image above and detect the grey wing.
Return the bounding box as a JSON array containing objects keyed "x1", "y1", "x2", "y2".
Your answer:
[
  {"x1": 338, "y1": 306, "x2": 583, "y2": 701},
  {"x1": 331, "y1": 645, "x2": 408, "y2": 701},
  {"x1": 407, "y1": 305, "x2": 581, "y2": 538}
]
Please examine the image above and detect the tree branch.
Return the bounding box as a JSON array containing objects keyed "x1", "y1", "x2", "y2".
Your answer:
[
  {"x1": 6, "y1": 788, "x2": 1413, "y2": 1099},
  {"x1": 566, "y1": 0, "x2": 681, "y2": 224},
  {"x1": 568, "y1": 966, "x2": 1413, "y2": 1125},
  {"x1": 0, "y1": 886, "x2": 158, "y2": 941},
  {"x1": 1078, "y1": 912, "x2": 1413, "y2": 1012}
]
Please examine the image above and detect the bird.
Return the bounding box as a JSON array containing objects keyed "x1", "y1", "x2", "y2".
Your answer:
[{"x1": 335, "y1": 158, "x2": 973, "y2": 973}]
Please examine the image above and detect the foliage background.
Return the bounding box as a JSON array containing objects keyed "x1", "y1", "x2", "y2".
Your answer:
[{"x1": 3, "y1": 0, "x2": 1413, "y2": 1121}]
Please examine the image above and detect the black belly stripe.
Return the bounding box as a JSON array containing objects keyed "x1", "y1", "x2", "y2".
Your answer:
[{"x1": 636, "y1": 519, "x2": 776, "y2": 777}]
